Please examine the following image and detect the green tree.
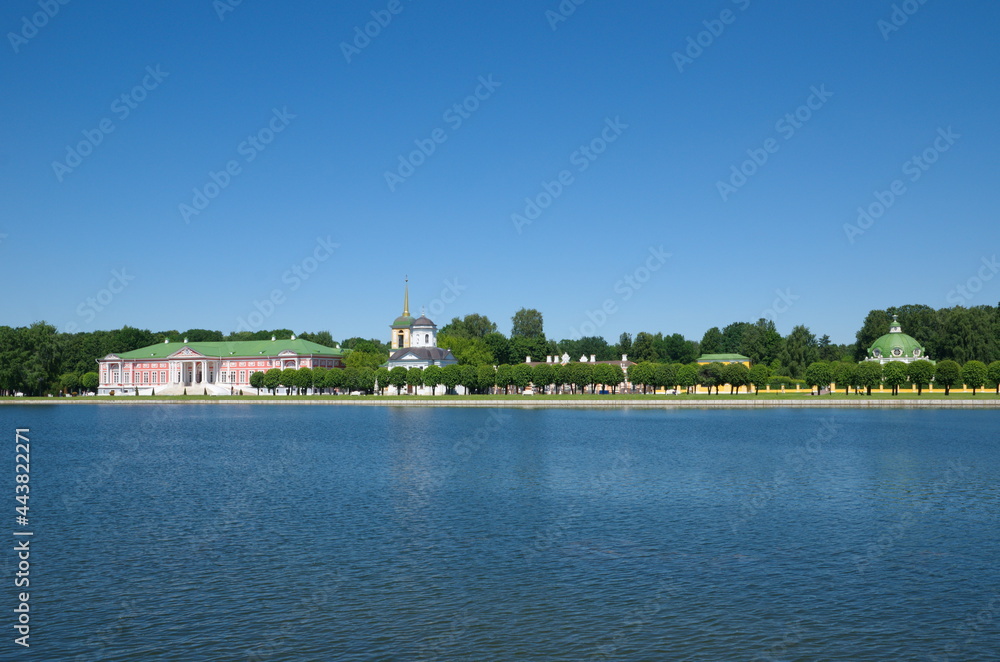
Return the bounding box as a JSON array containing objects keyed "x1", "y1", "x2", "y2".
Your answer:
[
  {"x1": 510, "y1": 336, "x2": 549, "y2": 364},
  {"x1": 906, "y1": 360, "x2": 934, "y2": 396},
  {"x1": 882, "y1": 361, "x2": 907, "y2": 396},
  {"x1": 406, "y1": 367, "x2": 425, "y2": 391},
  {"x1": 59, "y1": 372, "x2": 81, "y2": 394},
  {"x1": 482, "y1": 333, "x2": 511, "y2": 365},
  {"x1": 550, "y1": 363, "x2": 567, "y2": 395},
  {"x1": 459, "y1": 365, "x2": 479, "y2": 393},
  {"x1": 661, "y1": 333, "x2": 699, "y2": 364},
  {"x1": 597, "y1": 364, "x2": 625, "y2": 394},
  {"x1": 341, "y1": 367, "x2": 359, "y2": 393},
  {"x1": 294, "y1": 367, "x2": 314, "y2": 395},
  {"x1": 631, "y1": 332, "x2": 660, "y2": 363},
  {"x1": 355, "y1": 367, "x2": 376, "y2": 395},
  {"x1": 858, "y1": 362, "x2": 883, "y2": 396},
  {"x1": 422, "y1": 365, "x2": 443, "y2": 394},
  {"x1": 280, "y1": 368, "x2": 297, "y2": 395},
  {"x1": 511, "y1": 308, "x2": 544, "y2": 338},
  {"x1": 628, "y1": 362, "x2": 655, "y2": 394},
  {"x1": 616, "y1": 332, "x2": 633, "y2": 358},
  {"x1": 961, "y1": 360, "x2": 988, "y2": 395},
  {"x1": 804, "y1": 361, "x2": 833, "y2": 394},
  {"x1": 477, "y1": 364, "x2": 497, "y2": 395},
  {"x1": 569, "y1": 362, "x2": 594, "y2": 394},
  {"x1": 440, "y1": 364, "x2": 462, "y2": 394},
  {"x1": 375, "y1": 367, "x2": 390, "y2": 395},
  {"x1": 436, "y1": 334, "x2": 495, "y2": 366},
  {"x1": 698, "y1": 362, "x2": 724, "y2": 395},
  {"x1": 345, "y1": 350, "x2": 386, "y2": 370},
  {"x1": 81, "y1": 371, "x2": 99, "y2": 394},
  {"x1": 748, "y1": 363, "x2": 771, "y2": 395},
  {"x1": 263, "y1": 368, "x2": 281, "y2": 395},
  {"x1": 249, "y1": 371, "x2": 265, "y2": 395},
  {"x1": 440, "y1": 313, "x2": 498, "y2": 338},
  {"x1": 723, "y1": 362, "x2": 750, "y2": 394},
  {"x1": 700, "y1": 327, "x2": 724, "y2": 354},
  {"x1": 934, "y1": 360, "x2": 961, "y2": 395},
  {"x1": 495, "y1": 364, "x2": 513, "y2": 394},
  {"x1": 531, "y1": 364, "x2": 553, "y2": 395},
  {"x1": 324, "y1": 367, "x2": 345, "y2": 393},
  {"x1": 511, "y1": 364, "x2": 533, "y2": 393},
  {"x1": 652, "y1": 363, "x2": 676, "y2": 393},
  {"x1": 780, "y1": 326, "x2": 819, "y2": 379},
  {"x1": 988, "y1": 360, "x2": 1000, "y2": 394},
  {"x1": 388, "y1": 366, "x2": 408, "y2": 393},
  {"x1": 832, "y1": 362, "x2": 857, "y2": 395},
  {"x1": 676, "y1": 364, "x2": 698, "y2": 394}
]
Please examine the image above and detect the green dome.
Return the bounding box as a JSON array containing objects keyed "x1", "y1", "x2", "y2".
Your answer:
[
  {"x1": 391, "y1": 315, "x2": 414, "y2": 329},
  {"x1": 868, "y1": 316, "x2": 927, "y2": 360}
]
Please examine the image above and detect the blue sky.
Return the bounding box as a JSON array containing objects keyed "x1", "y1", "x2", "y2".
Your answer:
[{"x1": 2, "y1": 0, "x2": 998, "y2": 345}]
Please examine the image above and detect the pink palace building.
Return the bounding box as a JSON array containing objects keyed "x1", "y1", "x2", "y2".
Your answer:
[{"x1": 96, "y1": 335, "x2": 344, "y2": 395}]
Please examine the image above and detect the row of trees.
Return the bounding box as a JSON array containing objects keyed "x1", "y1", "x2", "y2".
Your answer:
[
  {"x1": 246, "y1": 361, "x2": 632, "y2": 396},
  {"x1": 800, "y1": 359, "x2": 1000, "y2": 396},
  {"x1": 5, "y1": 303, "x2": 1000, "y2": 396}
]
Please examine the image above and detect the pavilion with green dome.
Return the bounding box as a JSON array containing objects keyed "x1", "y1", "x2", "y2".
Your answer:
[{"x1": 865, "y1": 315, "x2": 932, "y2": 364}]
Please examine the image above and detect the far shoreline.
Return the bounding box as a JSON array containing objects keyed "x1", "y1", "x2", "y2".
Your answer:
[{"x1": 3, "y1": 396, "x2": 1000, "y2": 409}]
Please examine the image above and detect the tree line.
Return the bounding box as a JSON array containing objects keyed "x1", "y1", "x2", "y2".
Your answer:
[{"x1": 3, "y1": 302, "x2": 999, "y2": 395}]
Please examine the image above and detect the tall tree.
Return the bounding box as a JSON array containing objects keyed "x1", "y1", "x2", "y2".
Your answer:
[
  {"x1": 700, "y1": 327, "x2": 724, "y2": 354},
  {"x1": 780, "y1": 325, "x2": 819, "y2": 378},
  {"x1": 616, "y1": 332, "x2": 633, "y2": 358},
  {"x1": 631, "y1": 332, "x2": 660, "y2": 363},
  {"x1": 511, "y1": 308, "x2": 544, "y2": 338},
  {"x1": 934, "y1": 360, "x2": 961, "y2": 396}
]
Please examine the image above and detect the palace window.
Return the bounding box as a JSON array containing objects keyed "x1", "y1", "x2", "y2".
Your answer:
[
  {"x1": 239, "y1": 371, "x2": 245, "y2": 383},
  {"x1": 125, "y1": 373, "x2": 130, "y2": 383}
]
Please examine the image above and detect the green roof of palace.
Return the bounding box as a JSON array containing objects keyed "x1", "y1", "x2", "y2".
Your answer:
[
  {"x1": 697, "y1": 354, "x2": 750, "y2": 362},
  {"x1": 113, "y1": 339, "x2": 343, "y2": 359}
]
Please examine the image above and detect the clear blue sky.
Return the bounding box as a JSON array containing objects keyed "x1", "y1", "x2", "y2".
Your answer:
[{"x1": 3, "y1": 1, "x2": 998, "y2": 345}]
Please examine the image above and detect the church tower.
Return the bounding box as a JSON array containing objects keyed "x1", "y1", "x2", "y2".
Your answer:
[{"x1": 390, "y1": 278, "x2": 415, "y2": 349}]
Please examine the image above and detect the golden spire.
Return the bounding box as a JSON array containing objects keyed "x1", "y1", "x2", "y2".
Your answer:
[{"x1": 403, "y1": 276, "x2": 410, "y2": 317}]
